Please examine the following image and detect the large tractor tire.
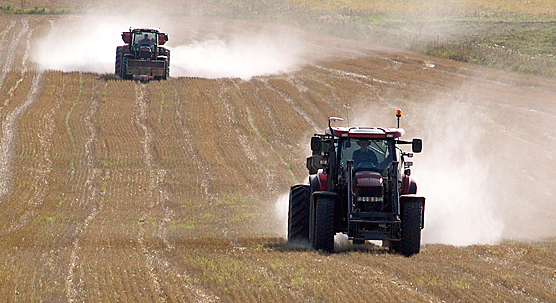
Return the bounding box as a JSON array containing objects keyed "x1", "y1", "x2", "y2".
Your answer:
[
  {"x1": 163, "y1": 59, "x2": 169, "y2": 80},
  {"x1": 310, "y1": 196, "x2": 335, "y2": 253},
  {"x1": 155, "y1": 58, "x2": 169, "y2": 81},
  {"x1": 121, "y1": 57, "x2": 131, "y2": 80},
  {"x1": 393, "y1": 200, "x2": 423, "y2": 256},
  {"x1": 287, "y1": 185, "x2": 310, "y2": 245},
  {"x1": 115, "y1": 46, "x2": 124, "y2": 78},
  {"x1": 165, "y1": 50, "x2": 170, "y2": 79}
]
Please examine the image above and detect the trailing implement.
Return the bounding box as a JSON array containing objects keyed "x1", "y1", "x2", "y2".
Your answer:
[
  {"x1": 288, "y1": 110, "x2": 425, "y2": 256},
  {"x1": 115, "y1": 28, "x2": 170, "y2": 80}
]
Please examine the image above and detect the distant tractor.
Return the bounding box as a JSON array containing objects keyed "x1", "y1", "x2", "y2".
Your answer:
[
  {"x1": 288, "y1": 110, "x2": 425, "y2": 256},
  {"x1": 115, "y1": 28, "x2": 170, "y2": 80}
]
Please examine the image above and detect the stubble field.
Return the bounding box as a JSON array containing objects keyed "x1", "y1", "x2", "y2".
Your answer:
[{"x1": 0, "y1": 7, "x2": 555, "y2": 302}]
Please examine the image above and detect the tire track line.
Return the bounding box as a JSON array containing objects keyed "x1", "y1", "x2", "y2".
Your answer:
[
  {"x1": 216, "y1": 79, "x2": 258, "y2": 162},
  {"x1": 231, "y1": 80, "x2": 296, "y2": 183},
  {"x1": 308, "y1": 64, "x2": 402, "y2": 118},
  {"x1": 0, "y1": 20, "x2": 16, "y2": 67},
  {"x1": 135, "y1": 83, "x2": 167, "y2": 302},
  {"x1": 4, "y1": 72, "x2": 61, "y2": 234},
  {"x1": 259, "y1": 78, "x2": 319, "y2": 133},
  {"x1": 0, "y1": 71, "x2": 44, "y2": 204},
  {"x1": 20, "y1": 19, "x2": 40, "y2": 73},
  {"x1": 172, "y1": 82, "x2": 215, "y2": 201},
  {"x1": 0, "y1": 17, "x2": 53, "y2": 207},
  {"x1": 0, "y1": 18, "x2": 50, "y2": 111},
  {"x1": 139, "y1": 83, "x2": 219, "y2": 302},
  {"x1": 0, "y1": 18, "x2": 29, "y2": 89},
  {"x1": 65, "y1": 81, "x2": 103, "y2": 302},
  {"x1": 0, "y1": 20, "x2": 17, "y2": 78}
]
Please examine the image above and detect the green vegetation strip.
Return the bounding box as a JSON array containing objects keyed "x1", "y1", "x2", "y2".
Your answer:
[
  {"x1": 0, "y1": 5, "x2": 72, "y2": 14},
  {"x1": 199, "y1": 0, "x2": 556, "y2": 78}
]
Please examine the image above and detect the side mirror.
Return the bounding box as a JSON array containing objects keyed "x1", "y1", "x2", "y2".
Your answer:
[
  {"x1": 307, "y1": 155, "x2": 324, "y2": 174},
  {"x1": 412, "y1": 138, "x2": 422, "y2": 153},
  {"x1": 311, "y1": 137, "x2": 322, "y2": 152}
]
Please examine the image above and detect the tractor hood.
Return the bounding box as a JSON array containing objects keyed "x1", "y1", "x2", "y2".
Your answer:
[{"x1": 355, "y1": 171, "x2": 383, "y2": 187}]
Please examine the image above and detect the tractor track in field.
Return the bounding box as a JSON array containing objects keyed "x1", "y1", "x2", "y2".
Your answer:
[
  {"x1": 20, "y1": 19, "x2": 41, "y2": 73},
  {"x1": 260, "y1": 78, "x2": 320, "y2": 133},
  {"x1": 0, "y1": 18, "x2": 48, "y2": 110},
  {"x1": 135, "y1": 83, "x2": 218, "y2": 302},
  {"x1": 65, "y1": 80, "x2": 104, "y2": 302},
  {"x1": 171, "y1": 83, "x2": 215, "y2": 201},
  {"x1": 231, "y1": 79, "x2": 298, "y2": 183},
  {"x1": 0, "y1": 18, "x2": 29, "y2": 88},
  {"x1": 0, "y1": 18, "x2": 53, "y2": 234},
  {"x1": 4, "y1": 72, "x2": 59, "y2": 235},
  {"x1": 134, "y1": 83, "x2": 168, "y2": 302},
  {"x1": 0, "y1": 19, "x2": 16, "y2": 86},
  {"x1": 0, "y1": 71, "x2": 44, "y2": 205},
  {"x1": 217, "y1": 79, "x2": 258, "y2": 163}
]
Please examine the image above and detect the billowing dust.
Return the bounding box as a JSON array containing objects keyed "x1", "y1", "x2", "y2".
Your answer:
[
  {"x1": 32, "y1": 12, "x2": 305, "y2": 80},
  {"x1": 412, "y1": 102, "x2": 504, "y2": 245},
  {"x1": 276, "y1": 84, "x2": 556, "y2": 246}
]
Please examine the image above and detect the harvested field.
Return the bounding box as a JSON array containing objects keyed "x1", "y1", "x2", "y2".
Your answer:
[{"x1": 0, "y1": 10, "x2": 555, "y2": 302}]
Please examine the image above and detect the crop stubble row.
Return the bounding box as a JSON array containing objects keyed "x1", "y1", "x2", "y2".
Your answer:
[{"x1": 0, "y1": 14, "x2": 555, "y2": 302}]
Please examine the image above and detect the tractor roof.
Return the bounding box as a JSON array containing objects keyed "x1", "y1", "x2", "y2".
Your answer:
[
  {"x1": 326, "y1": 127, "x2": 404, "y2": 139},
  {"x1": 129, "y1": 27, "x2": 162, "y2": 33}
]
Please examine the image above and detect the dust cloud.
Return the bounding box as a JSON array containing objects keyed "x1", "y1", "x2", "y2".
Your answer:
[
  {"x1": 276, "y1": 84, "x2": 556, "y2": 246},
  {"x1": 412, "y1": 102, "x2": 505, "y2": 245},
  {"x1": 348, "y1": 97, "x2": 541, "y2": 246},
  {"x1": 33, "y1": 15, "x2": 125, "y2": 73},
  {"x1": 345, "y1": 101, "x2": 503, "y2": 246},
  {"x1": 274, "y1": 192, "x2": 290, "y2": 237},
  {"x1": 411, "y1": 85, "x2": 556, "y2": 245},
  {"x1": 33, "y1": 12, "x2": 305, "y2": 79},
  {"x1": 170, "y1": 35, "x2": 303, "y2": 79}
]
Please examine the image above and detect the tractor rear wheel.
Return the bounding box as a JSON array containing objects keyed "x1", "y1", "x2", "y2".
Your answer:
[
  {"x1": 121, "y1": 57, "x2": 131, "y2": 80},
  {"x1": 165, "y1": 51, "x2": 170, "y2": 79},
  {"x1": 393, "y1": 200, "x2": 423, "y2": 256},
  {"x1": 310, "y1": 196, "x2": 334, "y2": 252},
  {"x1": 287, "y1": 185, "x2": 310, "y2": 245},
  {"x1": 115, "y1": 46, "x2": 124, "y2": 78}
]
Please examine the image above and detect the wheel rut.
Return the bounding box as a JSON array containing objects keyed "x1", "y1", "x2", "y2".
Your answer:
[
  {"x1": 65, "y1": 80, "x2": 104, "y2": 302},
  {"x1": 0, "y1": 71, "x2": 44, "y2": 205},
  {"x1": 135, "y1": 83, "x2": 218, "y2": 302},
  {"x1": 0, "y1": 18, "x2": 29, "y2": 89}
]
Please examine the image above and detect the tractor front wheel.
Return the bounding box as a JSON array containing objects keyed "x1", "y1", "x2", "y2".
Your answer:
[
  {"x1": 287, "y1": 185, "x2": 310, "y2": 245},
  {"x1": 393, "y1": 200, "x2": 423, "y2": 256},
  {"x1": 310, "y1": 196, "x2": 334, "y2": 253},
  {"x1": 121, "y1": 57, "x2": 131, "y2": 80},
  {"x1": 115, "y1": 46, "x2": 124, "y2": 78}
]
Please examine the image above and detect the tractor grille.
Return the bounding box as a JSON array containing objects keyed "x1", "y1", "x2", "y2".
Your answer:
[
  {"x1": 128, "y1": 60, "x2": 165, "y2": 68},
  {"x1": 357, "y1": 186, "x2": 383, "y2": 197}
]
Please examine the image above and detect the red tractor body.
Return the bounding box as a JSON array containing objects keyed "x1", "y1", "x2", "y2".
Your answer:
[
  {"x1": 288, "y1": 114, "x2": 426, "y2": 256},
  {"x1": 115, "y1": 28, "x2": 170, "y2": 80}
]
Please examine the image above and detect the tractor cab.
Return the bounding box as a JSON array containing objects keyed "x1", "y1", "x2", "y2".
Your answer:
[
  {"x1": 133, "y1": 31, "x2": 156, "y2": 47},
  {"x1": 334, "y1": 128, "x2": 400, "y2": 173}
]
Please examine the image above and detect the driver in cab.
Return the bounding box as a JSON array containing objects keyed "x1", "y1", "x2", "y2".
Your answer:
[
  {"x1": 353, "y1": 140, "x2": 378, "y2": 168},
  {"x1": 138, "y1": 34, "x2": 152, "y2": 45}
]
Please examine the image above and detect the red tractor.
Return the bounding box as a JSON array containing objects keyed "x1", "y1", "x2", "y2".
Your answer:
[
  {"x1": 115, "y1": 28, "x2": 170, "y2": 80},
  {"x1": 288, "y1": 110, "x2": 425, "y2": 256}
]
